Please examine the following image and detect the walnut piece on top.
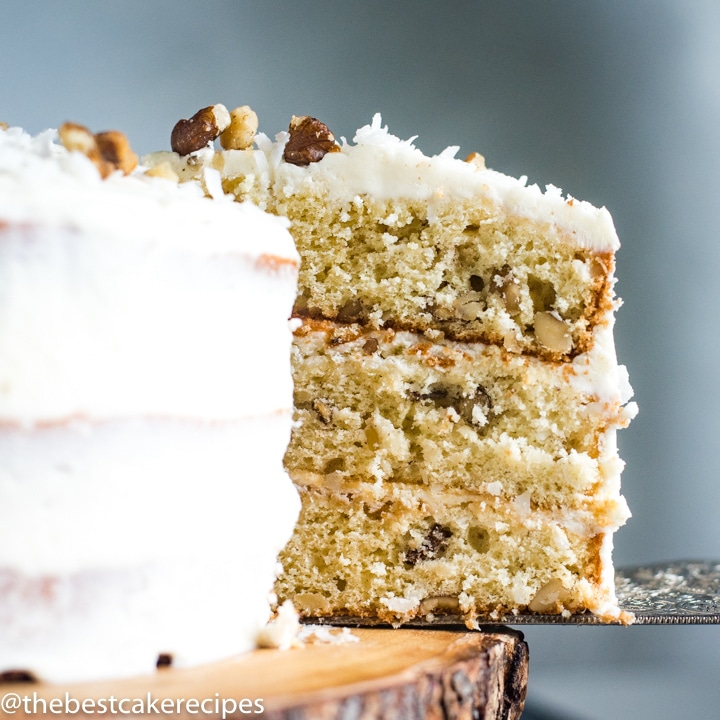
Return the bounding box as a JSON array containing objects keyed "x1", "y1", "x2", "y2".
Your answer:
[
  {"x1": 283, "y1": 115, "x2": 340, "y2": 166},
  {"x1": 171, "y1": 104, "x2": 231, "y2": 156},
  {"x1": 219, "y1": 105, "x2": 259, "y2": 151},
  {"x1": 58, "y1": 122, "x2": 138, "y2": 178}
]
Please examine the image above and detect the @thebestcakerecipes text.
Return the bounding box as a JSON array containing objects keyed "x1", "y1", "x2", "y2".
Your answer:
[{"x1": 1, "y1": 691, "x2": 264, "y2": 717}]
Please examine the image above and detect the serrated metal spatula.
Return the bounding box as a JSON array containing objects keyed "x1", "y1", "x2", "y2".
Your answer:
[{"x1": 308, "y1": 560, "x2": 720, "y2": 626}]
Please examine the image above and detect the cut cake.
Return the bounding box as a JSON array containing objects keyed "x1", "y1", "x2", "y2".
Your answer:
[{"x1": 147, "y1": 107, "x2": 637, "y2": 625}]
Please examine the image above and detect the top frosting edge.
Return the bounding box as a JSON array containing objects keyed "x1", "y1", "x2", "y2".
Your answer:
[
  {"x1": 0, "y1": 126, "x2": 298, "y2": 263},
  {"x1": 253, "y1": 113, "x2": 620, "y2": 253}
]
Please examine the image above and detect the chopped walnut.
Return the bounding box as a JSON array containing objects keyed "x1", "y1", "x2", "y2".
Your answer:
[
  {"x1": 503, "y1": 330, "x2": 523, "y2": 354},
  {"x1": 219, "y1": 105, "x2": 258, "y2": 150},
  {"x1": 155, "y1": 654, "x2": 173, "y2": 668},
  {"x1": 0, "y1": 121, "x2": 9, "y2": 131},
  {"x1": 144, "y1": 161, "x2": 180, "y2": 183},
  {"x1": 58, "y1": 122, "x2": 137, "y2": 178},
  {"x1": 490, "y1": 265, "x2": 521, "y2": 314},
  {"x1": 0, "y1": 669, "x2": 36, "y2": 682},
  {"x1": 336, "y1": 298, "x2": 365, "y2": 323},
  {"x1": 59, "y1": 122, "x2": 100, "y2": 158},
  {"x1": 403, "y1": 523, "x2": 452, "y2": 566},
  {"x1": 534, "y1": 311, "x2": 573, "y2": 354},
  {"x1": 456, "y1": 387, "x2": 493, "y2": 427},
  {"x1": 503, "y1": 280, "x2": 522, "y2": 314},
  {"x1": 419, "y1": 595, "x2": 460, "y2": 614},
  {"x1": 412, "y1": 383, "x2": 493, "y2": 427},
  {"x1": 293, "y1": 592, "x2": 331, "y2": 613},
  {"x1": 362, "y1": 337, "x2": 379, "y2": 355},
  {"x1": 283, "y1": 115, "x2": 340, "y2": 166},
  {"x1": 95, "y1": 130, "x2": 138, "y2": 175},
  {"x1": 528, "y1": 579, "x2": 570, "y2": 613},
  {"x1": 455, "y1": 291, "x2": 485, "y2": 321},
  {"x1": 171, "y1": 104, "x2": 231, "y2": 156},
  {"x1": 312, "y1": 398, "x2": 334, "y2": 425}
]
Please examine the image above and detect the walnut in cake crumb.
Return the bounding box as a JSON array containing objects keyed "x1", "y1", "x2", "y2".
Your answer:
[
  {"x1": 419, "y1": 595, "x2": 460, "y2": 615},
  {"x1": 403, "y1": 523, "x2": 452, "y2": 566},
  {"x1": 534, "y1": 311, "x2": 573, "y2": 354},
  {"x1": 527, "y1": 579, "x2": 570, "y2": 613}
]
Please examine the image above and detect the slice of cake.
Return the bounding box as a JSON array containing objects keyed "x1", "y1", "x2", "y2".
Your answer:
[
  {"x1": 0, "y1": 124, "x2": 300, "y2": 682},
  {"x1": 146, "y1": 108, "x2": 637, "y2": 624}
]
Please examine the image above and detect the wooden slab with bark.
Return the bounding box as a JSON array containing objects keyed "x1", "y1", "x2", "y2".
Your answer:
[{"x1": 0, "y1": 628, "x2": 528, "y2": 720}]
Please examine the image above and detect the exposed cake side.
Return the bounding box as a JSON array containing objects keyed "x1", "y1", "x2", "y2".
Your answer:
[{"x1": 277, "y1": 319, "x2": 633, "y2": 623}]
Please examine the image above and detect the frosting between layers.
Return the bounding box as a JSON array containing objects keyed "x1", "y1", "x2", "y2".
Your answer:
[{"x1": 292, "y1": 477, "x2": 630, "y2": 540}]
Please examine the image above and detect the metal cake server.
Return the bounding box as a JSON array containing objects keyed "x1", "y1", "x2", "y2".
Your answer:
[{"x1": 308, "y1": 560, "x2": 720, "y2": 627}]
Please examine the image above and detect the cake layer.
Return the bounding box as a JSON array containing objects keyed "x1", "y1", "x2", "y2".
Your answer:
[
  {"x1": 147, "y1": 115, "x2": 620, "y2": 359},
  {"x1": 276, "y1": 484, "x2": 627, "y2": 625},
  {"x1": 274, "y1": 180, "x2": 613, "y2": 359},
  {"x1": 286, "y1": 320, "x2": 634, "y2": 511}
]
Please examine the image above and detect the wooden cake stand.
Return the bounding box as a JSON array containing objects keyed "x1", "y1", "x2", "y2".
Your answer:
[{"x1": 0, "y1": 628, "x2": 528, "y2": 720}]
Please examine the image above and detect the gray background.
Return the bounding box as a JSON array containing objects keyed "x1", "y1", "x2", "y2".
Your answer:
[{"x1": 3, "y1": 1, "x2": 719, "y2": 717}]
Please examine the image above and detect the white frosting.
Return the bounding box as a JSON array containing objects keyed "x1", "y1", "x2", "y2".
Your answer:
[
  {"x1": 0, "y1": 126, "x2": 301, "y2": 681},
  {"x1": 0, "y1": 127, "x2": 299, "y2": 425},
  {"x1": 569, "y1": 312, "x2": 638, "y2": 422},
  {"x1": 222, "y1": 115, "x2": 620, "y2": 252},
  {"x1": 0, "y1": 127, "x2": 295, "y2": 261},
  {"x1": 0, "y1": 223, "x2": 296, "y2": 423},
  {"x1": 0, "y1": 415, "x2": 296, "y2": 574},
  {"x1": 0, "y1": 415, "x2": 300, "y2": 682},
  {"x1": 0, "y1": 558, "x2": 284, "y2": 683}
]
